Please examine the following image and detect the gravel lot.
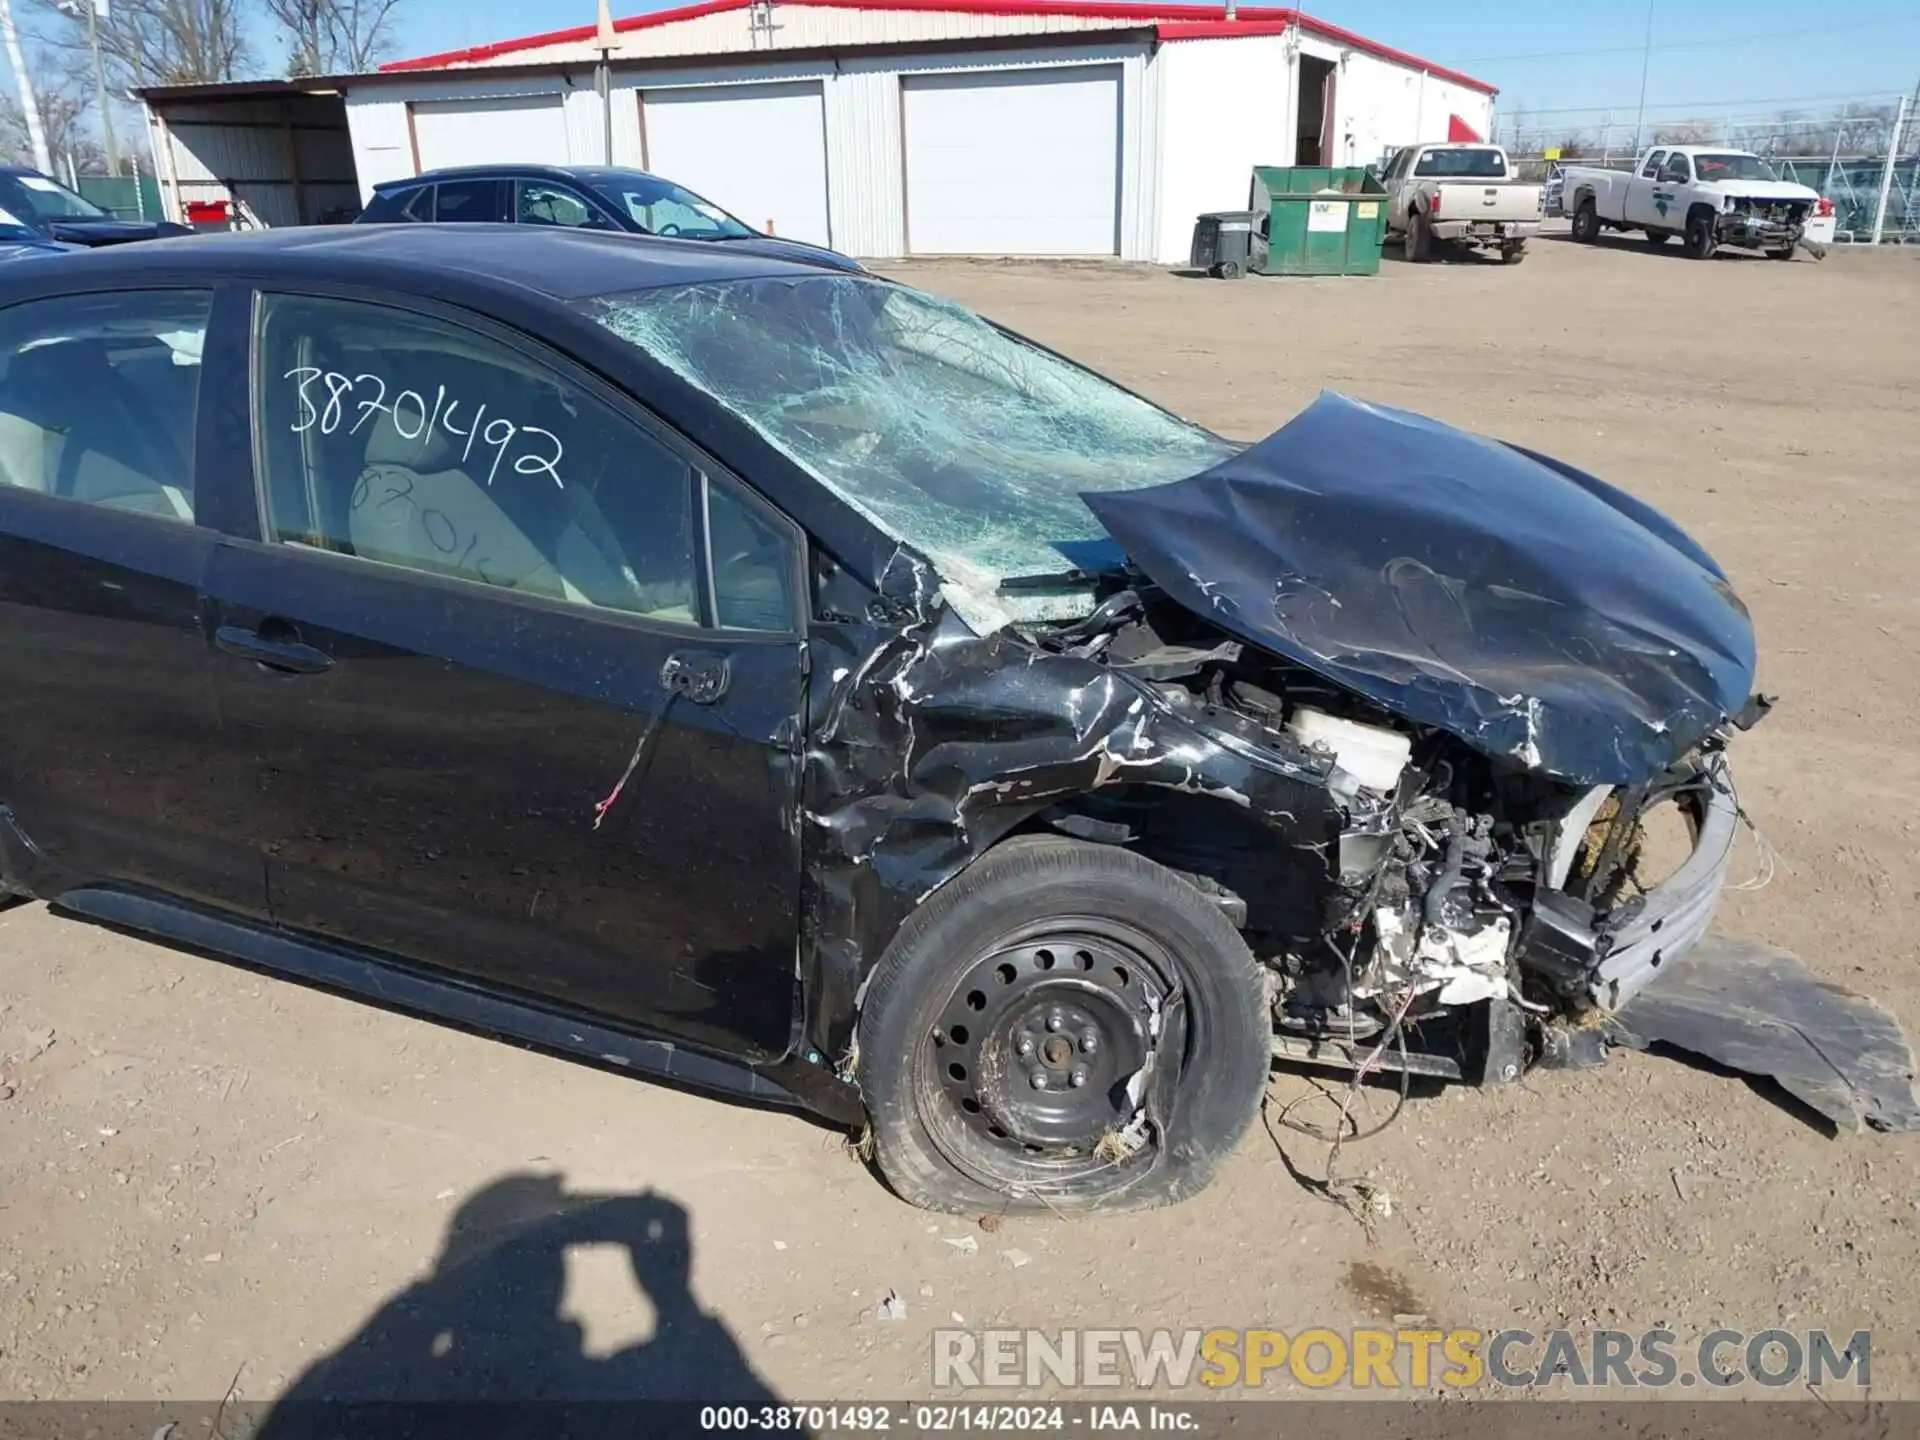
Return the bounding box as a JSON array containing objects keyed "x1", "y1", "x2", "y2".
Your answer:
[{"x1": 2, "y1": 230, "x2": 1917, "y2": 1406}]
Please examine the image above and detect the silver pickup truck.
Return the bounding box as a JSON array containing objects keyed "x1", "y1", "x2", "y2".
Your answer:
[{"x1": 1381, "y1": 143, "x2": 1544, "y2": 264}]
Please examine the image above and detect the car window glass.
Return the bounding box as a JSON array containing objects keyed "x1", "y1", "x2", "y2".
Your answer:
[
  {"x1": 517, "y1": 182, "x2": 615, "y2": 230},
  {"x1": 705, "y1": 477, "x2": 797, "y2": 632},
  {"x1": 0, "y1": 172, "x2": 108, "y2": 221},
  {"x1": 398, "y1": 186, "x2": 435, "y2": 222},
  {"x1": 435, "y1": 179, "x2": 505, "y2": 223},
  {"x1": 1412, "y1": 148, "x2": 1505, "y2": 178},
  {"x1": 0, "y1": 289, "x2": 209, "y2": 522},
  {"x1": 1641, "y1": 151, "x2": 1666, "y2": 178},
  {"x1": 1662, "y1": 154, "x2": 1691, "y2": 183},
  {"x1": 251, "y1": 292, "x2": 790, "y2": 629}
]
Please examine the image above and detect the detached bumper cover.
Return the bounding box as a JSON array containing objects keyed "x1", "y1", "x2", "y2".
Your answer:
[{"x1": 1613, "y1": 935, "x2": 1920, "y2": 1134}]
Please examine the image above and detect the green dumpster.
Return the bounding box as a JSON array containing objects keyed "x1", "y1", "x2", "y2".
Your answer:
[{"x1": 1247, "y1": 166, "x2": 1390, "y2": 277}]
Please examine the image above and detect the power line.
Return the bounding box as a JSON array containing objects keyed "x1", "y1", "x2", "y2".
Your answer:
[
  {"x1": 1508, "y1": 89, "x2": 1908, "y2": 118},
  {"x1": 1458, "y1": 14, "x2": 1919, "y2": 65}
]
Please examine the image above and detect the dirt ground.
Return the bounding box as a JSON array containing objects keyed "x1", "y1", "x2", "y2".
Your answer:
[{"x1": 3, "y1": 229, "x2": 1918, "y2": 1408}]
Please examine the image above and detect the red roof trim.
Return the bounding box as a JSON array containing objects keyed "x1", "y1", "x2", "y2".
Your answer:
[
  {"x1": 1155, "y1": 18, "x2": 1289, "y2": 38},
  {"x1": 381, "y1": 0, "x2": 1494, "y2": 94}
]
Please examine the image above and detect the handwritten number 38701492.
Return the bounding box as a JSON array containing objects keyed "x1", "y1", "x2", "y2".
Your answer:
[{"x1": 285, "y1": 368, "x2": 566, "y2": 491}]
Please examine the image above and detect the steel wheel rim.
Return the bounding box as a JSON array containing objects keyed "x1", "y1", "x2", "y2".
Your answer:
[{"x1": 916, "y1": 916, "x2": 1182, "y2": 1194}]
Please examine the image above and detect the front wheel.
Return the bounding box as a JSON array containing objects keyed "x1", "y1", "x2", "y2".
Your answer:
[
  {"x1": 1501, "y1": 242, "x2": 1526, "y2": 265},
  {"x1": 1768, "y1": 245, "x2": 1797, "y2": 261},
  {"x1": 1684, "y1": 213, "x2": 1719, "y2": 260},
  {"x1": 857, "y1": 836, "x2": 1269, "y2": 1215}
]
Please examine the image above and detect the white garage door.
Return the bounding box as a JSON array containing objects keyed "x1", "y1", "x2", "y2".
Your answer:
[
  {"x1": 642, "y1": 82, "x2": 831, "y2": 247},
  {"x1": 412, "y1": 95, "x2": 570, "y2": 172},
  {"x1": 904, "y1": 66, "x2": 1122, "y2": 256}
]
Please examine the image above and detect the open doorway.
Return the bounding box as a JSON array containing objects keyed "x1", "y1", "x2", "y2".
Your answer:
[{"x1": 1295, "y1": 54, "x2": 1336, "y2": 166}]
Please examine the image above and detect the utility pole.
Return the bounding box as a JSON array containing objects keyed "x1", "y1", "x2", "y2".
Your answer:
[
  {"x1": 1870, "y1": 90, "x2": 1909, "y2": 244},
  {"x1": 83, "y1": 0, "x2": 117, "y2": 175},
  {"x1": 1630, "y1": 0, "x2": 1654, "y2": 156},
  {"x1": 595, "y1": 0, "x2": 616, "y2": 166},
  {"x1": 0, "y1": 0, "x2": 51, "y2": 175}
]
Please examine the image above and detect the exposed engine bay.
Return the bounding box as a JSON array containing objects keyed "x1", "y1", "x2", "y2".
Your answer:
[{"x1": 1026, "y1": 578, "x2": 1763, "y2": 1102}]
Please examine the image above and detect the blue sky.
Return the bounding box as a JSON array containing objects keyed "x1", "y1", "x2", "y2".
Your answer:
[{"x1": 389, "y1": 0, "x2": 1919, "y2": 132}]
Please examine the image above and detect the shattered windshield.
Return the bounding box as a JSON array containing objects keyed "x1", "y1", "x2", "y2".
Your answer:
[{"x1": 583, "y1": 276, "x2": 1236, "y2": 623}]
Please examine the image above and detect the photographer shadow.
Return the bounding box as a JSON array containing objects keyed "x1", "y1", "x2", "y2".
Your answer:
[{"x1": 256, "y1": 1172, "x2": 785, "y2": 1435}]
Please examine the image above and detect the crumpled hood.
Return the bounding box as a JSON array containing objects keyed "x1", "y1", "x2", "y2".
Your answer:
[{"x1": 1082, "y1": 392, "x2": 1756, "y2": 786}]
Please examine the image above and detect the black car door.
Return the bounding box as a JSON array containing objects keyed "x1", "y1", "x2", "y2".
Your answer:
[
  {"x1": 203, "y1": 288, "x2": 808, "y2": 1061},
  {"x1": 0, "y1": 284, "x2": 267, "y2": 915}
]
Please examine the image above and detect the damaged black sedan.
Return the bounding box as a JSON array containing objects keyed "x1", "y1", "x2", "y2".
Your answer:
[{"x1": 1, "y1": 227, "x2": 1912, "y2": 1217}]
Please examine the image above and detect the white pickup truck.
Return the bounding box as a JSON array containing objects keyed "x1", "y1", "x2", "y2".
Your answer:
[
  {"x1": 1380, "y1": 143, "x2": 1543, "y2": 264},
  {"x1": 1560, "y1": 145, "x2": 1837, "y2": 260}
]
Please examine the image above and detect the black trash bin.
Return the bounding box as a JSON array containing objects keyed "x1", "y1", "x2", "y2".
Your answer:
[{"x1": 1189, "y1": 210, "x2": 1263, "y2": 278}]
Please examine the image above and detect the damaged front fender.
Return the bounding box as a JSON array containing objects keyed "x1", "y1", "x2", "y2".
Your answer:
[{"x1": 798, "y1": 554, "x2": 1343, "y2": 1068}]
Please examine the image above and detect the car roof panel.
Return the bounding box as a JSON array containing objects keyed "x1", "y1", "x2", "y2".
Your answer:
[{"x1": 18, "y1": 224, "x2": 838, "y2": 301}]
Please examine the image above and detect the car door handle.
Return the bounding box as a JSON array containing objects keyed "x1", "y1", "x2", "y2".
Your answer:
[
  {"x1": 215, "y1": 625, "x2": 334, "y2": 676},
  {"x1": 660, "y1": 650, "x2": 729, "y2": 705}
]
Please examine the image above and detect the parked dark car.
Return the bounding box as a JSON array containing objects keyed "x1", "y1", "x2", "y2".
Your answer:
[
  {"x1": 0, "y1": 213, "x2": 79, "y2": 262},
  {"x1": 0, "y1": 166, "x2": 189, "y2": 247},
  {"x1": 355, "y1": 163, "x2": 865, "y2": 274},
  {"x1": 0, "y1": 228, "x2": 1909, "y2": 1218}
]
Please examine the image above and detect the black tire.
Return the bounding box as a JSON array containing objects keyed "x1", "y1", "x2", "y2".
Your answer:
[
  {"x1": 858, "y1": 836, "x2": 1268, "y2": 1216},
  {"x1": 1501, "y1": 242, "x2": 1526, "y2": 265},
  {"x1": 1571, "y1": 199, "x2": 1600, "y2": 243},
  {"x1": 1407, "y1": 211, "x2": 1434, "y2": 263},
  {"x1": 1684, "y1": 211, "x2": 1719, "y2": 260},
  {"x1": 1217, "y1": 258, "x2": 1245, "y2": 280},
  {"x1": 1767, "y1": 246, "x2": 1796, "y2": 261}
]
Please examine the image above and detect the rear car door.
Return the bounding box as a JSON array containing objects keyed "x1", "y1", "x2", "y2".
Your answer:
[
  {"x1": 205, "y1": 289, "x2": 808, "y2": 1059},
  {"x1": 433, "y1": 179, "x2": 509, "y2": 224},
  {"x1": 0, "y1": 286, "x2": 264, "y2": 913}
]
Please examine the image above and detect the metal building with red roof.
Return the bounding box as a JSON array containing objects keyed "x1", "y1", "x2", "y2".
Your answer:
[{"x1": 140, "y1": 0, "x2": 1497, "y2": 264}]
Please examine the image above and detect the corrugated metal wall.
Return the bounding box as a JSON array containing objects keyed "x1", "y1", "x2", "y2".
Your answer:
[
  {"x1": 823, "y1": 66, "x2": 903, "y2": 257},
  {"x1": 344, "y1": 37, "x2": 1191, "y2": 261},
  {"x1": 1153, "y1": 32, "x2": 1295, "y2": 263},
  {"x1": 149, "y1": 93, "x2": 358, "y2": 226},
  {"x1": 343, "y1": 73, "x2": 598, "y2": 200}
]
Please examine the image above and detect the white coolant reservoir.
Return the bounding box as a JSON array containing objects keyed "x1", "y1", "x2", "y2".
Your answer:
[{"x1": 1284, "y1": 707, "x2": 1413, "y2": 795}]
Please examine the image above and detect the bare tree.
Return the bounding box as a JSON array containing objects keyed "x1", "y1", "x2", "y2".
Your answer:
[
  {"x1": 267, "y1": 0, "x2": 405, "y2": 75},
  {"x1": 1652, "y1": 119, "x2": 1719, "y2": 146},
  {"x1": 0, "y1": 53, "x2": 102, "y2": 173},
  {"x1": 31, "y1": 0, "x2": 252, "y2": 87}
]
